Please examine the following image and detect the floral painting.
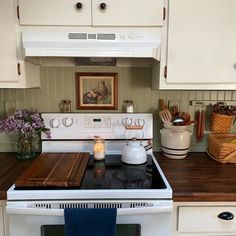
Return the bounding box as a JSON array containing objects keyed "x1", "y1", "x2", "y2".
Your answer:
[{"x1": 76, "y1": 73, "x2": 118, "y2": 110}]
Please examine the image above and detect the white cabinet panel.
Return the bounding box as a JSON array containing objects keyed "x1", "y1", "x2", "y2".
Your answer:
[
  {"x1": 18, "y1": 0, "x2": 162, "y2": 26},
  {"x1": 173, "y1": 202, "x2": 236, "y2": 236},
  {"x1": 159, "y1": 0, "x2": 236, "y2": 90},
  {"x1": 0, "y1": 0, "x2": 40, "y2": 88},
  {"x1": 92, "y1": 0, "x2": 163, "y2": 26},
  {"x1": 0, "y1": 1, "x2": 19, "y2": 82},
  {"x1": 19, "y1": 0, "x2": 91, "y2": 26},
  {"x1": 178, "y1": 206, "x2": 236, "y2": 233}
]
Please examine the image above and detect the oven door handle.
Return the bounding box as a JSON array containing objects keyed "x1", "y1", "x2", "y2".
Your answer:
[
  {"x1": 6, "y1": 204, "x2": 172, "y2": 216},
  {"x1": 118, "y1": 204, "x2": 172, "y2": 215}
]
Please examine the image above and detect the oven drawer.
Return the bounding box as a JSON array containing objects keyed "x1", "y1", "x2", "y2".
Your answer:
[{"x1": 178, "y1": 206, "x2": 236, "y2": 233}]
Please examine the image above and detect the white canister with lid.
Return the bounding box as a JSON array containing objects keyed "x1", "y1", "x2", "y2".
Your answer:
[{"x1": 160, "y1": 125, "x2": 192, "y2": 159}]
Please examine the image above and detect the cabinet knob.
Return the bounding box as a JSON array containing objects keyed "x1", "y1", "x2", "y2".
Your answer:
[
  {"x1": 100, "y1": 3, "x2": 107, "y2": 10},
  {"x1": 76, "y1": 2, "x2": 83, "y2": 9},
  {"x1": 218, "y1": 212, "x2": 234, "y2": 220}
]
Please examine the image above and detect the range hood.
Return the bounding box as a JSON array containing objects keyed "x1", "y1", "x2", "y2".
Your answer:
[{"x1": 21, "y1": 29, "x2": 161, "y2": 64}]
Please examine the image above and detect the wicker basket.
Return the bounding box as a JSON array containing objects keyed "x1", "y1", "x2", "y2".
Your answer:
[
  {"x1": 209, "y1": 112, "x2": 235, "y2": 133},
  {"x1": 208, "y1": 133, "x2": 236, "y2": 163}
]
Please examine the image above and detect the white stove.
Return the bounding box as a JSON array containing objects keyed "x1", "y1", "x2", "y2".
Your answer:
[{"x1": 7, "y1": 113, "x2": 173, "y2": 236}]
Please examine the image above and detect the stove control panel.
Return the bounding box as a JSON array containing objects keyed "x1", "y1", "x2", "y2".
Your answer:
[
  {"x1": 41, "y1": 113, "x2": 152, "y2": 140},
  {"x1": 84, "y1": 116, "x2": 111, "y2": 128}
]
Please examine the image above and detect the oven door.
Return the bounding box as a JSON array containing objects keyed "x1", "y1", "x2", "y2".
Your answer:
[{"x1": 6, "y1": 200, "x2": 172, "y2": 236}]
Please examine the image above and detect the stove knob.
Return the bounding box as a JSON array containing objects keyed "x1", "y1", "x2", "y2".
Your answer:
[
  {"x1": 62, "y1": 117, "x2": 73, "y2": 127},
  {"x1": 49, "y1": 119, "x2": 60, "y2": 128}
]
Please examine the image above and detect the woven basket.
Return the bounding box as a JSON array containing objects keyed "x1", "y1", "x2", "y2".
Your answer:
[
  {"x1": 209, "y1": 112, "x2": 235, "y2": 133},
  {"x1": 208, "y1": 133, "x2": 236, "y2": 163}
]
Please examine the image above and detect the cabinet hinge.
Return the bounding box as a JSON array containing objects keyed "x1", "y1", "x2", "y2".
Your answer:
[
  {"x1": 164, "y1": 66, "x2": 167, "y2": 78},
  {"x1": 163, "y1": 7, "x2": 166, "y2": 21},
  {"x1": 17, "y1": 63, "x2": 21, "y2": 76},
  {"x1": 17, "y1": 6, "x2": 20, "y2": 20}
]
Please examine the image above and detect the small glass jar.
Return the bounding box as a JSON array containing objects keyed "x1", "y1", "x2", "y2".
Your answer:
[
  {"x1": 124, "y1": 100, "x2": 134, "y2": 113},
  {"x1": 63, "y1": 100, "x2": 71, "y2": 113},
  {"x1": 93, "y1": 137, "x2": 106, "y2": 160},
  {"x1": 60, "y1": 100, "x2": 71, "y2": 113}
]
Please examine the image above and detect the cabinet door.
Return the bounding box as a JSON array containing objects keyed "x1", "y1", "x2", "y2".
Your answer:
[
  {"x1": 0, "y1": 1, "x2": 40, "y2": 88},
  {"x1": 0, "y1": 0, "x2": 19, "y2": 82},
  {"x1": 0, "y1": 61, "x2": 40, "y2": 89},
  {"x1": 161, "y1": 0, "x2": 236, "y2": 89},
  {"x1": 19, "y1": 0, "x2": 91, "y2": 25},
  {"x1": 92, "y1": 0, "x2": 163, "y2": 26}
]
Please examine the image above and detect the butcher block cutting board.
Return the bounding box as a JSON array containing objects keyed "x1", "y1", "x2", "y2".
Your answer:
[{"x1": 15, "y1": 152, "x2": 89, "y2": 188}]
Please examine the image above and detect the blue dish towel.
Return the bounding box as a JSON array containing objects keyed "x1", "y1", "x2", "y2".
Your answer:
[{"x1": 64, "y1": 208, "x2": 117, "y2": 236}]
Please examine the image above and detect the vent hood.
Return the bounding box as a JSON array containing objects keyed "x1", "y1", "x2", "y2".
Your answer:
[{"x1": 21, "y1": 29, "x2": 161, "y2": 64}]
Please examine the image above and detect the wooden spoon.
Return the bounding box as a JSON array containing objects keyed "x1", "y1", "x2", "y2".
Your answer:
[{"x1": 159, "y1": 99, "x2": 172, "y2": 124}]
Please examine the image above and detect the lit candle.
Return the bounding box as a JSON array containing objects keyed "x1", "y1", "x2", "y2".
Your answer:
[{"x1": 93, "y1": 137, "x2": 106, "y2": 160}]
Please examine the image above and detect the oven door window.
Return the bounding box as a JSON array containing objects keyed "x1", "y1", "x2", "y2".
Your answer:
[{"x1": 41, "y1": 224, "x2": 141, "y2": 236}]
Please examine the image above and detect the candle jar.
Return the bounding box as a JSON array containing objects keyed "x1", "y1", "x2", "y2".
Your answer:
[{"x1": 93, "y1": 137, "x2": 106, "y2": 160}]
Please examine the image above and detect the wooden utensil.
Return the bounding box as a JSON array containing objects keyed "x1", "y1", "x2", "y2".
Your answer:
[
  {"x1": 196, "y1": 105, "x2": 205, "y2": 140},
  {"x1": 159, "y1": 99, "x2": 172, "y2": 124}
]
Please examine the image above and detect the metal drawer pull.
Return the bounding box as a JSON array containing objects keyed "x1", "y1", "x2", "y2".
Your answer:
[{"x1": 218, "y1": 211, "x2": 234, "y2": 220}]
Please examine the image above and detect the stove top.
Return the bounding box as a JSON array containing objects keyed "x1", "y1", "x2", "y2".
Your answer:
[
  {"x1": 15, "y1": 155, "x2": 166, "y2": 191},
  {"x1": 8, "y1": 154, "x2": 172, "y2": 201},
  {"x1": 81, "y1": 154, "x2": 166, "y2": 190}
]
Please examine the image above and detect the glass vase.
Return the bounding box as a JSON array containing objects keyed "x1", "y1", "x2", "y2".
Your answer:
[{"x1": 16, "y1": 134, "x2": 36, "y2": 160}]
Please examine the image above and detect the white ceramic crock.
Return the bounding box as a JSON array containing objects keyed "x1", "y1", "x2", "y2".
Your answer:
[
  {"x1": 160, "y1": 125, "x2": 192, "y2": 159},
  {"x1": 121, "y1": 139, "x2": 147, "y2": 165}
]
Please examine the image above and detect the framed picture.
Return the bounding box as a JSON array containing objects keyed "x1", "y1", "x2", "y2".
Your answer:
[{"x1": 76, "y1": 72, "x2": 118, "y2": 110}]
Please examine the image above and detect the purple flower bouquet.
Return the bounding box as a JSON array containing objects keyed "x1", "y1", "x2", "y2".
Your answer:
[{"x1": 0, "y1": 109, "x2": 50, "y2": 160}]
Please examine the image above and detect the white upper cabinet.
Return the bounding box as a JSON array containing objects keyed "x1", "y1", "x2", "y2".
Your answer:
[
  {"x1": 159, "y1": 0, "x2": 236, "y2": 90},
  {"x1": 0, "y1": 0, "x2": 19, "y2": 83},
  {"x1": 19, "y1": 0, "x2": 91, "y2": 26},
  {"x1": 18, "y1": 0, "x2": 163, "y2": 26},
  {"x1": 92, "y1": 0, "x2": 163, "y2": 26},
  {"x1": 0, "y1": 0, "x2": 40, "y2": 88}
]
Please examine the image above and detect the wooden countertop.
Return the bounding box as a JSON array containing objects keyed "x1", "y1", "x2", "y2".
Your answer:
[
  {"x1": 1, "y1": 152, "x2": 236, "y2": 202},
  {"x1": 154, "y1": 152, "x2": 236, "y2": 202},
  {"x1": 0, "y1": 153, "x2": 35, "y2": 200}
]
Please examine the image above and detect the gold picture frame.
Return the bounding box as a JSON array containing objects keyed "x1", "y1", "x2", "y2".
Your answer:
[{"x1": 76, "y1": 72, "x2": 118, "y2": 110}]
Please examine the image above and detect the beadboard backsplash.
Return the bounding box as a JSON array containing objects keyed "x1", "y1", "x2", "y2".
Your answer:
[{"x1": 0, "y1": 66, "x2": 236, "y2": 152}]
